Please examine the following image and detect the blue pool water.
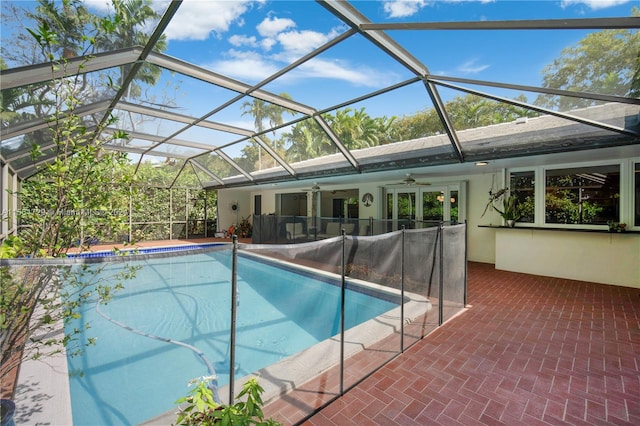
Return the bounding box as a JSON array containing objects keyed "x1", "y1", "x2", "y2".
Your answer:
[{"x1": 66, "y1": 249, "x2": 398, "y2": 425}]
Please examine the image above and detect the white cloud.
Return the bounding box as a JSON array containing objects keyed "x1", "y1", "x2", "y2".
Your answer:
[
  {"x1": 205, "y1": 49, "x2": 280, "y2": 81},
  {"x1": 197, "y1": 9, "x2": 391, "y2": 86},
  {"x1": 81, "y1": 0, "x2": 114, "y2": 13},
  {"x1": 164, "y1": 1, "x2": 253, "y2": 40},
  {"x1": 260, "y1": 38, "x2": 277, "y2": 51},
  {"x1": 561, "y1": 0, "x2": 629, "y2": 10},
  {"x1": 382, "y1": 0, "x2": 501, "y2": 18},
  {"x1": 296, "y1": 58, "x2": 397, "y2": 88},
  {"x1": 257, "y1": 16, "x2": 296, "y2": 37},
  {"x1": 457, "y1": 59, "x2": 489, "y2": 74},
  {"x1": 229, "y1": 34, "x2": 258, "y2": 48},
  {"x1": 383, "y1": 0, "x2": 429, "y2": 18},
  {"x1": 276, "y1": 29, "x2": 334, "y2": 56}
]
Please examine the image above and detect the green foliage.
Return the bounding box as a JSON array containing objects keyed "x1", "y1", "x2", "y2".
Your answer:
[
  {"x1": 0, "y1": 2, "x2": 140, "y2": 392},
  {"x1": 282, "y1": 119, "x2": 334, "y2": 161},
  {"x1": 536, "y1": 7, "x2": 640, "y2": 109},
  {"x1": 97, "y1": 0, "x2": 166, "y2": 95},
  {"x1": 545, "y1": 190, "x2": 603, "y2": 224},
  {"x1": 421, "y1": 192, "x2": 444, "y2": 222},
  {"x1": 481, "y1": 188, "x2": 522, "y2": 223},
  {"x1": 393, "y1": 107, "x2": 444, "y2": 141},
  {"x1": 12, "y1": 1, "x2": 139, "y2": 257},
  {"x1": 0, "y1": 235, "x2": 37, "y2": 258},
  {"x1": 394, "y1": 94, "x2": 538, "y2": 141},
  {"x1": 607, "y1": 221, "x2": 627, "y2": 232},
  {"x1": 516, "y1": 195, "x2": 535, "y2": 223},
  {"x1": 175, "y1": 377, "x2": 281, "y2": 426},
  {"x1": 494, "y1": 195, "x2": 521, "y2": 221},
  {"x1": 322, "y1": 107, "x2": 397, "y2": 150}
]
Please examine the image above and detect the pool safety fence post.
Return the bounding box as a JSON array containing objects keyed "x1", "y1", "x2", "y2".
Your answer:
[
  {"x1": 339, "y1": 228, "x2": 346, "y2": 396},
  {"x1": 229, "y1": 235, "x2": 238, "y2": 405},
  {"x1": 400, "y1": 225, "x2": 405, "y2": 353},
  {"x1": 438, "y1": 223, "x2": 444, "y2": 326},
  {"x1": 464, "y1": 220, "x2": 469, "y2": 307},
  {"x1": 128, "y1": 187, "x2": 133, "y2": 243},
  {"x1": 427, "y1": 226, "x2": 440, "y2": 299}
]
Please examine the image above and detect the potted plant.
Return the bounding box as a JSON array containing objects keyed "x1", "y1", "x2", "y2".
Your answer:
[
  {"x1": 235, "y1": 216, "x2": 253, "y2": 238},
  {"x1": 482, "y1": 188, "x2": 521, "y2": 227},
  {"x1": 494, "y1": 195, "x2": 522, "y2": 227}
]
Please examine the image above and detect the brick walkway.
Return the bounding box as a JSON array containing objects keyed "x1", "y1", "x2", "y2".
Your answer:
[{"x1": 265, "y1": 262, "x2": 640, "y2": 425}]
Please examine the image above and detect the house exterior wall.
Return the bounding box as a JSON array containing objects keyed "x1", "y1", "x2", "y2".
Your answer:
[
  {"x1": 217, "y1": 191, "x2": 252, "y2": 233},
  {"x1": 216, "y1": 169, "x2": 638, "y2": 289}
]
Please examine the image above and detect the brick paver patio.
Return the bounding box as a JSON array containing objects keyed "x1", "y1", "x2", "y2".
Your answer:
[{"x1": 265, "y1": 262, "x2": 640, "y2": 425}]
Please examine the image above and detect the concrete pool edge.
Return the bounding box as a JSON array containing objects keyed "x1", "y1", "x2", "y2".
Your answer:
[{"x1": 12, "y1": 327, "x2": 73, "y2": 425}]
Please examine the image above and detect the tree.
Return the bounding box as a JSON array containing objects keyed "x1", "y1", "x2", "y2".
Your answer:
[
  {"x1": 241, "y1": 94, "x2": 295, "y2": 170},
  {"x1": 444, "y1": 94, "x2": 537, "y2": 131},
  {"x1": 94, "y1": 0, "x2": 166, "y2": 98},
  {"x1": 393, "y1": 108, "x2": 444, "y2": 141},
  {"x1": 1, "y1": 0, "x2": 168, "y2": 128},
  {"x1": 320, "y1": 107, "x2": 397, "y2": 150},
  {"x1": 283, "y1": 120, "x2": 332, "y2": 161},
  {"x1": 393, "y1": 93, "x2": 537, "y2": 142},
  {"x1": 0, "y1": 3, "x2": 137, "y2": 395},
  {"x1": 535, "y1": 7, "x2": 640, "y2": 110}
]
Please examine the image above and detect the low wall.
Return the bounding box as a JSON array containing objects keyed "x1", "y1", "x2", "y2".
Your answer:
[{"x1": 495, "y1": 228, "x2": 639, "y2": 288}]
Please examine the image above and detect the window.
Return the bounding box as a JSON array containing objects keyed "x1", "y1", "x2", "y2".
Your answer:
[
  {"x1": 545, "y1": 165, "x2": 619, "y2": 225},
  {"x1": 450, "y1": 190, "x2": 459, "y2": 223},
  {"x1": 510, "y1": 171, "x2": 535, "y2": 223}
]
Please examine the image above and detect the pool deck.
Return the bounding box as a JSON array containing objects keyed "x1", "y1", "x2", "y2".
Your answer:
[{"x1": 286, "y1": 262, "x2": 640, "y2": 426}]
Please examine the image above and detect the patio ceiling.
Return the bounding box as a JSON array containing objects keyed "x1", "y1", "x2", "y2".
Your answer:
[{"x1": 1, "y1": 0, "x2": 639, "y2": 189}]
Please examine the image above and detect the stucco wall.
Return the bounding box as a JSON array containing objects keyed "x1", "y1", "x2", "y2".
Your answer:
[
  {"x1": 217, "y1": 190, "x2": 252, "y2": 233},
  {"x1": 495, "y1": 229, "x2": 639, "y2": 288},
  {"x1": 466, "y1": 173, "x2": 500, "y2": 265}
]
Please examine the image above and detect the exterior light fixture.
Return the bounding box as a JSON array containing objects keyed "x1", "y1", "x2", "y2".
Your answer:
[{"x1": 475, "y1": 161, "x2": 489, "y2": 166}]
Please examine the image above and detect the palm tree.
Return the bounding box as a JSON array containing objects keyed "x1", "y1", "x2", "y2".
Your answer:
[
  {"x1": 241, "y1": 98, "x2": 269, "y2": 133},
  {"x1": 285, "y1": 122, "x2": 322, "y2": 161},
  {"x1": 95, "y1": 0, "x2": 167, "y2": 98},
  {"x1": 241, "y1": 93, "x2": 295, "y2": 169}
]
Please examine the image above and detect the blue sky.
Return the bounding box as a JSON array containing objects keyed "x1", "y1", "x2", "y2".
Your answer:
[
  {"x1": 6, "y1": 0, "x2": 636, "y2": 119},
  {"x1": 138, "y1": 0, "x2": 635, "y2": 121},
  {"x1": 3, "y1": 0, "x2": 636, "y2": 147}
]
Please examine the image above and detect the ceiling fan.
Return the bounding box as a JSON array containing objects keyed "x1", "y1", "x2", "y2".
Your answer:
[
  {"x1": 389, "y1": 174, "x2": 431, "y2": 186},
  {"x1": 302, "y1": 183, "x2": 321, "y2": 193}
]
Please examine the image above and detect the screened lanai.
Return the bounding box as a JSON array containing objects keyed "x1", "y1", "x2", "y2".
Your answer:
[
  {"x1": 1, "y1": 0, "x2": 639, "y2": 191},
  {"x1": 1, "y1": 3, "x2": 639, "y2": 425}
]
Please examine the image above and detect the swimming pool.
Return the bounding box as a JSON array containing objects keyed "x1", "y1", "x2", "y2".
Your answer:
[{"x1": 65, "y1": 248, "x2": 400, "y2": 425}]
